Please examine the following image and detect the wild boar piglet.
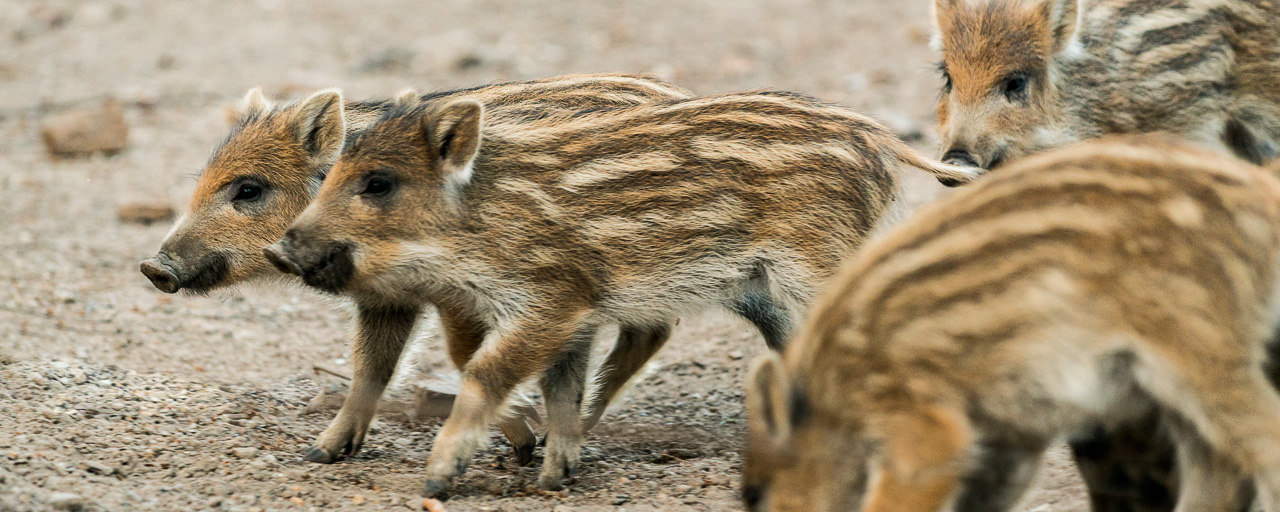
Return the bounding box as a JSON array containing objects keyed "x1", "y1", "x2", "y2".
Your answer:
[
  {"x1": 266, "y1": 91, "x2": 981, "y2": 495},
  {"x1": 933, "y1": 0, "x2": 1280, "y2": 170},
  {"x1": 137, "y1": 74, "x2": 692, "y2": 466},
  {"x1": 745, "y1": 136, "x2": 1280, "y2": 512}
]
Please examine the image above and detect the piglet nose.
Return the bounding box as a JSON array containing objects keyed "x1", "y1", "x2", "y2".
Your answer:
[
  {"x1": 140, "y1": 256, "x2": 181, "y2": 294},
  {"x1": 941, "y1": 149, "x2": 980, "y2": 169},
  {"x1": 264, "y1": 241, "x2": 304, "y2": 276}
]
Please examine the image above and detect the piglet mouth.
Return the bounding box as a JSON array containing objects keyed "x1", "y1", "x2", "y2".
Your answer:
[
  {"x1": 264, "y1": 240, "x2": 355, "y2": 294},
  {"x1": 263, "y1": 243, "x2": 304, "y2": 276}
]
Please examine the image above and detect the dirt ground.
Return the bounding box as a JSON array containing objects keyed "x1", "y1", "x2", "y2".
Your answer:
[{"x1": 0, "y1": 0, "x2": 1090, "y2": 510}]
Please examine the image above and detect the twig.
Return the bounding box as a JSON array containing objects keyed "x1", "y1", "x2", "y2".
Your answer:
[{"x1": 311, "y1": 364, "x2": 352, "y2": 381}]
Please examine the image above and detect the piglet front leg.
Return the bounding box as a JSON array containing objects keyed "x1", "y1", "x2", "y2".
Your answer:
[{"x1": 305, "y1": 303, "x2": 421, "y2": 463}]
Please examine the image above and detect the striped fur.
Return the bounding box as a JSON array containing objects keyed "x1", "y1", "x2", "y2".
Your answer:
[
  {"x1": 933, "y1": 1, "x2": 1280, "y2": 506},
  {"x1": 933, "y1": 0, "x2": 1280, "y2": 170},
  {"x1": 138, "y1": 74, "x2": 691, "y2": 469},
  {"x1": 744, "y1": 136, "x2": 1280, "y2": 512},
  {"x1": 267, "y1": 91, "x2": 981, "y2": 495}
]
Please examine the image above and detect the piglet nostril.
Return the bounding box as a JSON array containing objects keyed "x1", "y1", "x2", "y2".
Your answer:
[
  {"x1": 140, "y1": 258, "x2": 181, "y2": 294},
  {"x1": 942, "y1": 149, "x2": 980, "y2": 169},
  {"x1": 263, "y1": 243, "x2": 304, "y2": 276}
]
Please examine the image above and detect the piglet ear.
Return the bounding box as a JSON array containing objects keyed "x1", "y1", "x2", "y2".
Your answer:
[
  {"x1": 242, "y1": 87, "x2": 272, "y2": 114},
  {"x1": 1043, "y1": 0, "x2": 1082, "y2": 56},
  {"x1": 746, "y1": 352, "x2": 795, "y2": 447},
  {"x1": 394, "y1": 88, "x2": 419, "y2": 107},
  {"x1": 292, "y1": 88, "x2": 346, "y2": 168},
  {"x1": 422, "y1": 99, "x2": 484, "y2": 199},
  {"x1": 930, "y1": 0, "x2": 964, "y2": 51}
]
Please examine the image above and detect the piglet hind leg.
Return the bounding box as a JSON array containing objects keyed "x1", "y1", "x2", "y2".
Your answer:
[
  {"x1": 305, "y1": 303, "x2": 421, "y2": 463},
  {"x1": 581, "y1": 323, "x2": 671, "y2": 433},
  {"x1": 538, "y1": 330, "x2": 596, "y2": 490},
  {"x1": 1135, "y1": 350, "x2": 1280, "y2": 512},
  {"x1": 421, "y1": 315, "x2": 589, "y2": 498}
]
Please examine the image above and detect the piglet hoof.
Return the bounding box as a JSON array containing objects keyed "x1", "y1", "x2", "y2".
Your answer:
[
  {"x1": 537, "y1": 472, "x2": 565, "y2": 491},
  {"x1": 513, "y1": 442, "x2": 536, "y2": 467},
  {"x1": 302, "y1": 446, "x2": 340, "y2": 464},
  {"x1": 422, "y1": 478, "x2": 452, "y2": 499}
]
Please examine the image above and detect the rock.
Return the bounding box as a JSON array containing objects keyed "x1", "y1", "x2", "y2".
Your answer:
[
  {"x1": 40, "y1": 99, "x2": 129, "y2": 156},
  {"x1": 357, "y1": 47, "x2": 414, "y2": 73},
  {"x1": 666, "y1": 448, "x2": 701, "y2": 459},
  {"x1": 117, "y1": 203, "x2": 175, "y2": 225},
  {"x1": 82, "y1": 460, "x2": 115, "y2": 475},
  {"x1": 232, "y1": 447, "x2": 259, "y2": 459},
  {"x1": 47, "y1": 492, "x2": 88, "y2": 511},
  {"x1": 422, "y1": 498, "x2": 448, "y2": 512}
]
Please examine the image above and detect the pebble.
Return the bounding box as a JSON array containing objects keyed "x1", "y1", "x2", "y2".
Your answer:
[
  {"x1": 40, "y1": 99, "x2": 129, "y2": 156},
  {"x1": 232, "y1": 447, "x2": 259, "y2": 459},
  {"x1": 675, "y1": 484, "x2": 693, "y2": 494},
  {"x1": 82, "y1": 460, "x2": 115, "y2": 476},
  {"x1": 47, "y1": 492, "x2": 88, "y2": 511},
  {"x1": 117, "y1": 203, "x2": 176, "y2": 225}
]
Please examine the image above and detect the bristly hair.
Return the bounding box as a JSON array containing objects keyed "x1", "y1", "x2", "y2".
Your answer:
[{"x1": 203, "y1": 101, "x2": 292, "y2": 170}]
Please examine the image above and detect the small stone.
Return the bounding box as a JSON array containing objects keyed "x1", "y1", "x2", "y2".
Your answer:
[
  {"x1": 423, "y1": 498, "x2": 447, "y2": 512},
  {"x1": 40, "y1": 99, "x2": 129, "y2": 156},
  {"x1": 393, "y1": 437, "x2": 411, "y2": 447},
  {"x1": 351, "y1": 494, "x2": 365, "y2": 505},
  {"x1": 47, "y1": 492, "x2": 88, "y2": 511},
  {"x1": 667, "y1": 448, "x2": 701, "y2": 459},
  {"x1": 96, "y1": 380, "x2": 112, "y2": 387},
  {"x1": 232, "y1": 447, "x2": 259, "y2": 459},
  {"x1": 117, "y1": 203, "x2": 175, "y2": 225},
  {"x1": 82, "y1": 460, "x2": 115, "y2": 475},
  {"x1": 612, "y1": 494, "x2": 631, "y2": 505},
  {"x1": 675, "y1": 484, "x2": 693, "y2": 494},
  {"x1": 727, "y1": 350, "x2": 744, "y2": 360}
]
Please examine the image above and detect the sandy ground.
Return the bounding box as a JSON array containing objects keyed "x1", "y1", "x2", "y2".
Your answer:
[{"x1": 1, "y1": 0, "x2": 1090, "y2": 510}]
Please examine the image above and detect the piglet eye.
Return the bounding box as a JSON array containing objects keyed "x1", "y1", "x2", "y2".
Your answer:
[
  {"x1": 1002, "y1": 74, "x2": 1029, "y2": 101},
  {"x1": 362, "y1": 178, "x2": 391, "y2": 196},
  {"x1": 233, "y1": 184, "x2": 262, "y2": 201},
  {"x1": 937, "y1": 65, "x2": 953, "y2": 93}
]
